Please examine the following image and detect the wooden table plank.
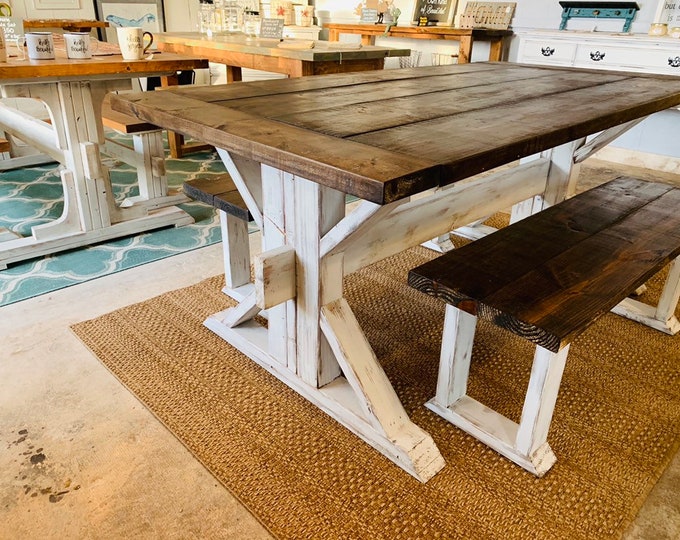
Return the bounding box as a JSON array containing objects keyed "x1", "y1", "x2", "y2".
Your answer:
[
  {"x1": 271, "y1": 72, "x2": 631, "y2": 137},
  {"x1": 112, "y1": 64, "x2": 680, "y2": 204}
]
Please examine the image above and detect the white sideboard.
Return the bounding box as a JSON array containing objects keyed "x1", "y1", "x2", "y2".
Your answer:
[
  {"x1": 517, "y1": 30, "x2": 680, "y2": 75},
  {"x1": 516, "y1": 30, "x2": 680, "y2": 170}
]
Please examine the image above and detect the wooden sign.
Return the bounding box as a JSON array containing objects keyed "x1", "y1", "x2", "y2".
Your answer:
[
  {"x1": 457, "y1": 1, "x2": 515, "y2": 29},
  {"x1": 0, "y1": 17, "x2": 23, "y2": 41},
  {"x1": 411, "y1": 0, "x2": 456, "y2": 25},
  {"x1": 259, "y1": 18, "x2": 284, "y2": 39}
]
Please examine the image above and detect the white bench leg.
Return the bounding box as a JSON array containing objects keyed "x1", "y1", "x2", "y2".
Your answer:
[
  {"x1": 220, "y1": 209, "x2": 252, "y2": 302},
  {"x1": 426, "y1": 304, "x2": 568, "y2": 476},
  {"x1": 611, "y1": 255, "x2": 680, "y2": 335}
]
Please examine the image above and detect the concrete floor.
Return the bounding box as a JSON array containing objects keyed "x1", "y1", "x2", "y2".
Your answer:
[{"x1": 1, "y1": 165, "x2": 679, "y2": 538}]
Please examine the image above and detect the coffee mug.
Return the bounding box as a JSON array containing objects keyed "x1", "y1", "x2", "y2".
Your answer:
[
  {"x1": 116, "y1": 27, "x2": 153, "y2": 60},
  {"x1": 64, "y1": 32, "x2": 96, "y2": 59},
  {"x1": 25, "y1": 32, "x2": 55, "y2": 60}
]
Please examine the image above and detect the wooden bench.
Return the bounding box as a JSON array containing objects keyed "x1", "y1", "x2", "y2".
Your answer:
[
  {"x1": 183, "y1": 175, "x2": 254, "y2": 302},
  {"x1": 101, "y1": 94, "x2": 187, "y2": 209},
  {"x1": 408, "y1": 176, "x2": 680, "y2": 476}
]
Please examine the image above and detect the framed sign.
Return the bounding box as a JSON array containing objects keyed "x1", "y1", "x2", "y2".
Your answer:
[
  {"x1": 260, "y1": 18, "x2": 284, "y2": 39},
  {"x1": 95, "y1": 0, "x2": 165, "y2": 42},
  {"x1": 655, "y1": 1, "x2": 680, "y2": 26},
  {"x1": 411, "y1": 0, "x2": 456, "y2": 25}
]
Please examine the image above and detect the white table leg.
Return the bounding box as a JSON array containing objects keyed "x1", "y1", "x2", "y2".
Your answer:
[
  {"x1": 205, "y1": 166, "x2": 446, "y2": 482},
  {"x1": 0, "y1": 80, "x2": 192, "y2": 268}
]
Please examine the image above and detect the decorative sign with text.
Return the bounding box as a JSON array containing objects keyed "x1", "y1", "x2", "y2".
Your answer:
[
  {"x1": 411, "y1": 0, "x2": 456, "y2": 26},
  {"x1": 655, "y1": 0, "x2": 680, "y2": 26},
  {"x1": 361, "y1": 8, "x2": 379, "y2": 22},
  {"x1": 0, "y1": 17, "x2": 24, "y2": 42},
  {"x1": 259, "y1": 18, "x2": 284, "y2": 39}
]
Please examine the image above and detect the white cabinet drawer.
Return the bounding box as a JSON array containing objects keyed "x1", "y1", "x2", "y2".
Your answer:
[
  {"x1": 574, "y1": 43, "x2": 680, "y2": 74},
  {"x1": 518, "y1": 38, "x2": 577, "y2": 65}
]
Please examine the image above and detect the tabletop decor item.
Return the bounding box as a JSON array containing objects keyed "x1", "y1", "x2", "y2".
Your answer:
[
  {"x1": 411, "y1": 0, "x2": 456, "y2": 26},
  {"x1": 655, "y1": 0, "x2": 680, "y2": 27},
  {"x1": 557, "y1": 1, "x2": 639, "y2": 32},
  {"x1": 116, "y1": 26, "x2": 154, "y2": 59},
  {"x1": 63, "y1": 31, "x2": 97, "y2": 59},
  {"x1": 25, "y1": 31, "x2": 55, "y2": 59},
  {"x1": 457, "y1": 1, "x2": 515, "y2": 29},
  {"x1": 649, "y1": 21, "x2": 668, "y2": 35},
  {"x1": 96, "y1": 0, "x2": 165, "y2": 42}
]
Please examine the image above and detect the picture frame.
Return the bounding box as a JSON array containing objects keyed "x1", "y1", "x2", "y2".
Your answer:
[
  {"x1": 410, "y1": 0, "x2": 457, "y2": 26},
  {"x1": 654, "y1": 0, "x2": 680, "y2": 26},
  {"x1": 94, "y1": 0, "x2": 165, "y2": 42}
]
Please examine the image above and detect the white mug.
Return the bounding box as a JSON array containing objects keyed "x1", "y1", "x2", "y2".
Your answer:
[
  {"x1": 116, "y1": 27, "x2": 153, "y2": 60},
  {"x1": 64, "y1": 32, "x2": 96, "y2": 59},
  {"x1": 25, "y1": 32, "x2": 55, "y2": 60}
]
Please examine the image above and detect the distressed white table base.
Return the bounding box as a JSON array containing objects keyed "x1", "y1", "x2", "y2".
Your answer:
[
  {"x1": 200, "y1": 144, "x2": 592, "y2": 481},
  {"x1": 0, "y1": 80, "x2": 192, "y2": 268}
]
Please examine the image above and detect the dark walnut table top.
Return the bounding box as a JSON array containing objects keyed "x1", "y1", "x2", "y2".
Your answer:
[{"x1": 111, "y1": 62, "x2": 680, "y2": 204}]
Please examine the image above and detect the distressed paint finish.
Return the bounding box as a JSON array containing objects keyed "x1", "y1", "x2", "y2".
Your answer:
[
  {"x1": 114, "y1": 64, "x2": 680, "y2": 481},
  {"x1": 0, "y1": 52, "x2": 207, "y2": 269}
]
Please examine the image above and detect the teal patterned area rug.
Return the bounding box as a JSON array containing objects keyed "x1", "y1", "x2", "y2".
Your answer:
[{"x1": 0, "y1": 135, "x2": 228, "y2": 307}]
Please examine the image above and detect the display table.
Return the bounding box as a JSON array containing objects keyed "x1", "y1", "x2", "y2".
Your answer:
[
  {"x1": 324, "y1": 23, "x2": 512, "y2": 63},
  {"x1": 111, "y1": 62, "x2": 680, "y2": 481},
  {"x1": 0, "y1": 51, "x2": 208, "y2": 269}
]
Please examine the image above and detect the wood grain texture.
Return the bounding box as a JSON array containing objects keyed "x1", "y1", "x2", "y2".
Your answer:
[
  {"x1": 111, "y1": 64, "x2": 680, "y2": 204},
  {"x1": 101, "y1": 95, "x2": 159, "y2": 134},
  {"x1": 0, "y1": 52, "x2": 208, "y2": 82},
  {"x1": 409, "y1": 177, "x2": 680, "y2": 352},
  {"x1": 183, "y1": 175, "x2": 251, "y2": 221}
]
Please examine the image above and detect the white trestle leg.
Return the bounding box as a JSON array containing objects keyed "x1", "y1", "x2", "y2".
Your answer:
[
  {"x1": 611, "y1": 255, "x2": 680, "y2": 335},
  {"x1": 426, "y1": 304, "x2": 569, "y2": 477}
]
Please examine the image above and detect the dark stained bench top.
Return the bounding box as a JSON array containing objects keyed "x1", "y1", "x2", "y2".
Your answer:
[
  {"x1": 183, "y1": 174, "x2": 251, "y2": 222},
  {"x1": 408, "y1": 176, "x2": 680, "y2": 353}
]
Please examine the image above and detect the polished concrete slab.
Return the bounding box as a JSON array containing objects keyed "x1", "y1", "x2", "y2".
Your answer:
[{"x1": 1, "y1": 161, "x2": 679, "y2": 538}]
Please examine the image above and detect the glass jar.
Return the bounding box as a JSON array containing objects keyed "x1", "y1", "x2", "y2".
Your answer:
[
  {"x1": 222, "y1": 0, "x2": 242, "y2": 32},
  {"x1": 198, "y1": 0, "x2": 215, "y2": 34},
  {"x1": 243, "y1": 10, "x2": 260, "y2": 38}
]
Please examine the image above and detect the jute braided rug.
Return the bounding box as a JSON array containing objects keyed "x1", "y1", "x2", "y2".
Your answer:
[{"x1": 71, "y1": 242, "x2": 680, "y2": 539}]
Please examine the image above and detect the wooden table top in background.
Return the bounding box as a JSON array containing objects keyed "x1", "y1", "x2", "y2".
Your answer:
[
  {"x1": 23, "y1": 19, "x2": 109, "y2": 33},
  {"x1": 111, "y1": 62, "x2": 680, "y2": 204},
  {"x1": 324, "y1": 23, "x2": 512, "y2": 63},
  {"x1": 155, "y1": 32, "x2": 409, "y2": 76},
  {"x1": 0, "y1": 50, "x2": 208, "y2": 83}
]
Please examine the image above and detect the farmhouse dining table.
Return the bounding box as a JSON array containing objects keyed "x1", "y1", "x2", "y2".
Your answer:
[
  {"x1": 154, "y1": 31, "x2": 410, "y2": 158},
  {"x1": 111, "y1": 62, "x2": 680, "y2": 481},
  {"x1": 0, "y1": 48, "x2": 208, "y2": 269}
]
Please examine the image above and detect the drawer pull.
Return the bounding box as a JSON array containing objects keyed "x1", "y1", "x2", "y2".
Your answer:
[
  {"x1": 590, "y1": 50, "x2": 605, "y2": 61},
  {"x1": 541, "y1": 46, "x2": 555, "y2": 57},
  {"x1": 669, "y1": 56, "x2": 680, "y2": 68}
]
